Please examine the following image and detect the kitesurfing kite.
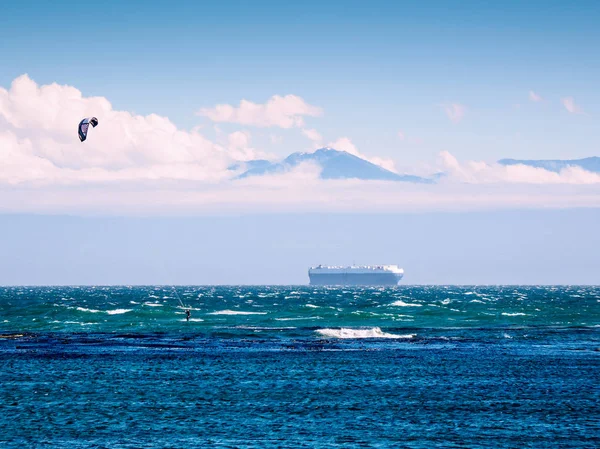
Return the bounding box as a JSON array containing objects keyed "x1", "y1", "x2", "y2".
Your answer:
[{"x1": 78, "y1": 117, "x2": 99, "y2": 142}]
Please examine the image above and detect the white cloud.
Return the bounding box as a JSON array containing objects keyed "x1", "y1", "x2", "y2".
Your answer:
[
  {"x1": 438, "y1": 151, "x2": 600, "y2": 185},
  {"x1": 2, "y1": 175, "x2": 599, "y2": 216},
  {"x1": 197, "y1": 95, "x2": 323, "y2": 128},
  {"x1": 0, "y1": 74, "x2": 235, "y2": 184},
  {"x1": 225, "y1": 130, "x2": 274, "y2": 162},
  {"x1": 442, "y1": 103, "x2": 466, "y2": 123},
  {"x1": 302, "y1": 128, "x2": 322, "y2": 143},
  {"x1": 227, "y1": 130, "x2": 250, "y2": 149},
  {"x1": 561, "y1": 97, "x2": 583, "y2": 114},
  {"x1": 529, "y1": 91, "x2": 543, "y2": 102}
]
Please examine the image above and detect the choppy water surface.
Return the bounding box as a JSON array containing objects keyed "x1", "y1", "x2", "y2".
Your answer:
[{"x1": 1, "y1": 286, "x2": 599, "y2": 448}]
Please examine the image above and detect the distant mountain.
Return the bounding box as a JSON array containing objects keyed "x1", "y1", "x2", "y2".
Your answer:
[
  {"x1": 228, "y1": 159, "x2": 272, "y2": 172},
  {"x1": 235, "y1": 148, "x2": 432, "y2": 183},
  {"x1": 498, "y1": 157, "x2": 600, "y2": 173}
]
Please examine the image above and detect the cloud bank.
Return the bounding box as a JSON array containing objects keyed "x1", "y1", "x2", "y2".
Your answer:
[
  {"x1": 1, "y1": 75, "x2": 599, "y2": 215},
  {"x1": 438, "y1": 151, "x2": 600, "y2": 185},
  {"x1": 0, "y1": 74, "x2": 241, "y2": 185},
  {"x1": 197, "y1": 94, "x2": 323, "y2": 128}
]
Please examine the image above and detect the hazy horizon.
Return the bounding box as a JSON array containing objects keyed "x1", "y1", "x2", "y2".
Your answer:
[{"x1": 1, "y1": 209, "x2": 598, "y2": 286}]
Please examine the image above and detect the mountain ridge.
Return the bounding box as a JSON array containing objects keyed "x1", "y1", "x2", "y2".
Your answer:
[
  {"x1": 234, "y1": 148, "x2": 432, "y2": 183},
  {"x1": 498, "y1": 156, "x2": 600, "y2": 173},
  {"x1": 229, "y1": 150, "x2": 600, "y2": 183}
]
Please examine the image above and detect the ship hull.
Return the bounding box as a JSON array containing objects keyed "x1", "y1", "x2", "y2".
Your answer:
[{"x1": 309, "y1": 272, "x2": 403, "y2": 286}]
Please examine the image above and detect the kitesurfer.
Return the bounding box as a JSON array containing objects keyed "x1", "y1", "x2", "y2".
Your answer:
[
  {"x1": 185, "y1": 309, "x2": 191, "y2": 321},
  {"x1": 78, "y1": 117, "x2": 99, "y2": 142}
]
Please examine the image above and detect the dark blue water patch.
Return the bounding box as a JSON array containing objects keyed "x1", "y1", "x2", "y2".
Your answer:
[
  {"x1": 2, "y1": 326, "x2": 599, "y2": 352},
  {"x1": 1, "y1": 335, "x2": 599, "y2": 448}
]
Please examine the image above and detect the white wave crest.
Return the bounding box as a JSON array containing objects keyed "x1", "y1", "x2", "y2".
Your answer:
[
  {"x1": 275, "y1": 317, "x2": 322, "y2": 321},
  {"x1": 106, "y1": 309, "x2": 133, "y2": 315},
  {"x1": 316, "y1": 327, "x2": 416, "y2": 339},
  {"x1": 76, "y1": 307, "x2": 101, "y2": 313},
  {"x1": 390, "y1": 300, "x2": 422, "y2": 307},
  {"x1": 208, "y1": 310, "x2": 267, "y2": 315},
  {"x1": 501, "y1": 312, "x2": 527, "y2": 316},
  {"x1": 143, "y1": 302, "x2": 163, "y2": 307}
]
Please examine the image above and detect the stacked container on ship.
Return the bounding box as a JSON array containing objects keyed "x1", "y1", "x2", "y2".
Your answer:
[{"x1": 308, "y1": 265, "x2": 404, "y2": 286}]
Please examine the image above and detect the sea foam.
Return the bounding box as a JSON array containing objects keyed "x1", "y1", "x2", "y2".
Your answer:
[
  {"x1": 106, "y1": 309, "x2": 133, "y2": 315},
  {"x1": 76, "y1": 307, "x2": 101, "y2": 313},
  {"x1": 209, "y1": 310, "x2": 267, "y2": 315},
  {"x1": 390, "y1": 300, "x2": 422, "y2": 307},
  {"x1": 317, "y1": 327, "x2": 415, "y2": 339}
]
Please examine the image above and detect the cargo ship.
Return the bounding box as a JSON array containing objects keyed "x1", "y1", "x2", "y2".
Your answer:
[{"x1": 308, "y1": 265, "x2": 404, "y2": 286}]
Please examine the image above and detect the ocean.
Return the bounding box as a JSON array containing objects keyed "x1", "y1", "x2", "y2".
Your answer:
[{"x1": 1, "y1": 286, "x2": 599, "y2": 448}]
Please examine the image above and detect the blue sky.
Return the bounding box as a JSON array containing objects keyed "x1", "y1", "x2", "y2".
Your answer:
[
  {"x1": 1, "y1": 1, "x2": 599, "y2": 284},
  {"x1": 1, "y1": 0, "x2": 599, "y2": 164}
]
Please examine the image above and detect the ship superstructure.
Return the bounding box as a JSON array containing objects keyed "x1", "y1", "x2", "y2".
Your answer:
[{"x1": 308, "y1": 265, "x2": 404, "y2": 286}]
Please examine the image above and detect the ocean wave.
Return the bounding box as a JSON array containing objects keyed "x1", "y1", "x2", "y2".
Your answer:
[
  {"x1": 2, "y1": 286, "x2": 598, "y2": 334},
  {"x1": 275, "y1": 317, "x2": 322, "y2": 321},
  {"x1": 208, "y1": 310, "x2": 267, "y2": 315},
  {"x1": 76, "y1": 307, "x2": 101, "y2": 313},
  {"x1": 106, "y1": 309, "x2": 133, "y2": 315},
  {"x1": 390, "y1": 300, "x2": 422, "y2": 307},
  {"x1": 0, "y1": 333, "x2": 23, "y2": 338},
  {"x1": 316, "y1": 327, "x2": 416, "y2": 339}
]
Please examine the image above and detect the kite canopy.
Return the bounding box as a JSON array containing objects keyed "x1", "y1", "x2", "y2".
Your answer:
[{"x1": 78, "y1": 117, "x2": 99, "y2": 142}]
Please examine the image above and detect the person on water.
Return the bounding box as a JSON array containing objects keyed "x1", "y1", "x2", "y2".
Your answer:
[{"x1": 185, "y1": 309, "x2": 191, "y2": 321}]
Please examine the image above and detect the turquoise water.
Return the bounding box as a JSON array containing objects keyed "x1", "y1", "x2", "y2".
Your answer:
[{"x1": 1, "y1": 286, "x2": 599, "y2": 448}]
